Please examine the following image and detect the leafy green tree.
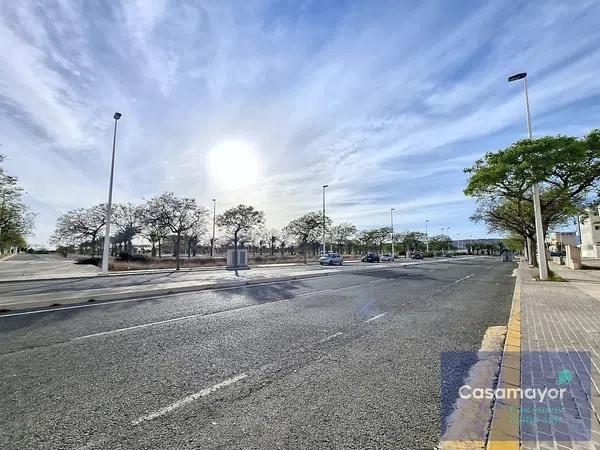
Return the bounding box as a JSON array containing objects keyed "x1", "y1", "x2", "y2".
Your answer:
[
  {"x1": 464, "y1": 130, "x2": 600, "y2": 266},
  {"x1": 285, "y1": 212, "x2": 330, "y2": 263}
]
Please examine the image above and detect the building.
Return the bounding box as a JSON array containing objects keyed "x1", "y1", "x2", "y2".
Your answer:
[
  {"x1": 578, "y1": 206, "x2": 600, "y2": 258},
  {"x1": 546, "y1": 231, "x2": 576, "y2": 252}
]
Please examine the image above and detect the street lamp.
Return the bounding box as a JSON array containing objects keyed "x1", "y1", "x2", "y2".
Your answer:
[
  {"x1": 101, "y1": 112, "x2": 122, "y2": 273},
  {"x1": 211, "y1": 199, "x2": 216, "y2": 258},
  {"x1": 425, "y1": 219, "x2": 429, "y2": 252},
  {"x1": 508, "y1": 72, "x2": 548, "y2": 280},
  {"x1": 390, "y1": 208, "x2": 395, "y2": 260},
  {"x1": 322, "y1": 185, "x2": 328, "y2": 255}
]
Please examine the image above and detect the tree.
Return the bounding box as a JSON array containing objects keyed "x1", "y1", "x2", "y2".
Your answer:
[
  {"x1": 146, "y1": 192, "x2": 200, "y2": 270},
  {"x1": 398, "y1": 231, "x2": 427, "y2": 254},
  {"x1": 372, "y1": 227, "x2": 392, "y2": 253},
  {"x1": 113, "y1": 203, "x2": 144, "y2": 255},
  {"x1": 465, "y1": 130, "x2": 600, "y2": 267},
  {"x1": 0, "y1": 155, "x2": 34, "y2": 252},
  {"x1": 51, "y1": 204, "x2": 108, "y2": 256},
  {"x1": 285, "y1": 212, "x2": 330, "y2": 263},
  {"x1": 140, "y1": 203, "x2": 168, "y2": 257},
  {"x1": 183, "y1": 206, "x2": 209, "y2": 258},
  {"x1": 330, "y1": 222, "x2": 357, "y2": 253},
  {"x1": 263, "y1": 228, "x2": 280, "y2": 256},
  {"x1": 217, "y1": 205, "x2": 265, "y2": 266}
]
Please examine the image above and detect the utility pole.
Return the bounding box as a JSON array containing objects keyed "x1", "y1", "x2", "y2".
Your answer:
[
  {"x1": 508, "y1": 72, "x2": 548, "y2": 280},
  {"x1": 322, "y1": 185, "x2": 328, "y2": 255},
  {"x1": 211, "y1": 199, "x2": 216, "y2": 257},
  {"x1": 390, "y1": 208, "x2": 395, "y2": 260},
  {"x1": 101, "y1": 112, "x2": 122, "y2": 273}
]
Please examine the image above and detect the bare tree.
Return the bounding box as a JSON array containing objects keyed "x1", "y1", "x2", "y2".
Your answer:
[
  {"x1": 330, "y1": 222, "x2": 357, "y2": 253},
  {"x1": 183, "y1": 206, "x2": 209, "y2": 258},
  {"x1": 263, "y1": 228, "x2": 280, "y2": 256},
  {"x1": 113, "y1": 203, "x2": 143, "y2": 255},
  {"x1": 217, "y1": 205, "x2": 265, "y2": 266},
  {"x1": 51, "y1": 204, "x2": 108, "y2": 257},
  {"x1": 146, "y1": 192, "x2": 200, "y2": 270}
]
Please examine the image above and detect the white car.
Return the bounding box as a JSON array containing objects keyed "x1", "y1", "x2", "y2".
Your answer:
[
  {"x1": 319, "y1": 253, "x2": 343, "y2": 265},
  {"x1": 380, "y1": 254, "x2": 394, "y2": 261}
]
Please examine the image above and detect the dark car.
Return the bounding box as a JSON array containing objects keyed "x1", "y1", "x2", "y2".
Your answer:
[
  {"x1": 411, "y1": 252, "x2": 424, "y2": 259},
  {"x1": 361, "y1": 252, "x2": 380, "y2": 263}
]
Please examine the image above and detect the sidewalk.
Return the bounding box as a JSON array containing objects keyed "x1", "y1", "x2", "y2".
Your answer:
[{"x1": 519, "y1": 261, "x2": 600, "y2": 449}]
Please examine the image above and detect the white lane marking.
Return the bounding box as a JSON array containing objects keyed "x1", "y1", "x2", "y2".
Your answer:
[
  {"x1": 131, "y1": 374, "x2": 247, "y2": 425},
  {"x1": 319, "y1": 332, "x2": 343, "y2": 343},
  {"x1": 75, "y1": 314, "x2": 203, "y2": 340},
  {"x1": 453, "y1": 274, "x2": 474, "y2": 284},
  {"x1": 365, "y1": 312, "x2": 387, "y2": 323},
  {"x1": 73, "y1": 282, "x2": 380, "y2": 340}
]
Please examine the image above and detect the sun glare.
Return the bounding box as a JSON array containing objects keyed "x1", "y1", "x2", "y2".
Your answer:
[{"x1": 208, "y1": 141, "x2": 261, "y2": 190}]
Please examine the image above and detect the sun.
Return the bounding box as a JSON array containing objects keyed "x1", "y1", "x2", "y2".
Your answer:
[{"x1": 208, "y1": 141, "x2": 261, "y2": 190}]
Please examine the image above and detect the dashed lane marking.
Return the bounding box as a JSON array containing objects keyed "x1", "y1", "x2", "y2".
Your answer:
[{"x1": 131, "y1": 374, "x2": 248, "y2": 425}]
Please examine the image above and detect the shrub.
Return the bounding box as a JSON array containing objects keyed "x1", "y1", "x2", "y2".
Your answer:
[
  {"x1": 118, "y1": 251, "x2": 150, "y2": 263},
  {"x1": 76, "y1": 257, "x2": 101, "y2": 266}
]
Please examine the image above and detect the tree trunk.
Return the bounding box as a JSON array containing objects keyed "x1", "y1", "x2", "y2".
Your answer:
[
  {"x1": 91, "y1": 237, "x2": 96, "y2": 257},
  {"x1": 158, "y1": 239, "x2": 162, "y2": 258},
  {"x1": 187, "y1": 239, "x2": 192, "y2": 258},
  {"x1": 151, "y1": 240, "x2": 156, "y2": 257},
  {"x1": 234, "y1": 231, "x2": 238, "y2": 268},
  {"x1": 175, "y1": 233, "x2": 181, "y2": 270}
]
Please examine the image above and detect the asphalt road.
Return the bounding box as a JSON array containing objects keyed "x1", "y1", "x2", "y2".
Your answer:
[{"x1": 0, "y1": 257, "x2": 515, "y2": 449}]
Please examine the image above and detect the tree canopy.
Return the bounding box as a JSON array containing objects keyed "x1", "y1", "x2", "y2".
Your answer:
[{"x1": 0, "y1": 155, "x2": 34, "y2": 251}]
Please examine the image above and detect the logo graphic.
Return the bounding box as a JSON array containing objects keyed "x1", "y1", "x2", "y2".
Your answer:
[{"x1": 557, "y1": 368, "x2": 573, "y2": 385}]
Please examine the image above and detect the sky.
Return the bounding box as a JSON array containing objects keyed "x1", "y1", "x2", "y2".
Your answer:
[{"x1": 1, "y1": 0, "x2": 599, "y2": 247}]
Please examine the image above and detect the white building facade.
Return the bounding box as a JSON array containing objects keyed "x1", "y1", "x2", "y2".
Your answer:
[
  {"x1": 546, "y1": 231, "x2": 577, "y2": 252},
  {"x1": 579, "y1": 206, "x2": 600, "y2": 258}
]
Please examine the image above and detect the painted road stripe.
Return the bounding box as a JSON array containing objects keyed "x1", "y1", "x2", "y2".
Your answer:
[
  {"x1": 319, "y1": 332, "x2": 343, "y2": 343},
  {"x1": 131, "y1": 374, "x2": 248, "y2": 425},
  {"x1": 365, "y1": 312, "x2": 387, "y2": 323},
  {"x1": 453, "y1": 274, "x2": 473, "y2": 284},
  {"x1": 73, "y1": 282, "x2": 381, "y2": 340}
]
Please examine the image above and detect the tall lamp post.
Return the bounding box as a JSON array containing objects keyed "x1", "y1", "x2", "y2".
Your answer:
[
  {"x1": 211, "y1": 198, "x2": 216, "y2": 257},
  {"x1": 508, "y1": 72, "x2": 548, "y2": 280},
  {"x1": 425, "y1": 219, "x2": 429, "y2": 252},
  {"x1": 390, "y1": 208, "x2": 395, "y2": 260},
  {"x1": 101, "y1": 112, "x2": 122, "y2": 273},
  {"x1": 322, "y1": 185, "x2": 328, "y2": 255}
]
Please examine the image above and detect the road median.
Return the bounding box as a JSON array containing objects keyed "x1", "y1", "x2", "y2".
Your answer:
[{"x1": 0, "y1": 257, "x2": 472, "y2": 312}]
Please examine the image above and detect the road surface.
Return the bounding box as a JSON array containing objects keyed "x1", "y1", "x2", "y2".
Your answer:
[{"x1": 0, "y1": 257, "x2": 515, "y2": 449}]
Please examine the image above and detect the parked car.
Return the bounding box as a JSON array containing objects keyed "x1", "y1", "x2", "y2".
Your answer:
[
  {"x1": 361, "y1": 252, "x2": 380, "y2": 263},
  {"x1": 442, "y1": 253, "x2": 454, "y2": 258},
  {"x1": 319, "y1": 252, "x2": 343, "y2": 265},
  {"x1": 380, "y1": 254, "x2": 394, "y2": 261},
  {"x1": 411, "y1": 252, "x2": 424, "y2": 259}
]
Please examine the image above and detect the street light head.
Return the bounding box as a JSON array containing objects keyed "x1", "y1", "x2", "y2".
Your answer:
[
  {"x1": 323, "y1": 184, "x2": 328, "y2": 188},
  {"x1": 508, "y1": 72, "x2": 527, "y2": 82},
  {"x1": 391, "y1": 208, "x2": 395, "y2": 211},
  {"x1": 212, "y1": 198, "x2": 216, "y2": 202},
  {"x1": 113, "y1": 112, "x2": 122, "y2": 120}
]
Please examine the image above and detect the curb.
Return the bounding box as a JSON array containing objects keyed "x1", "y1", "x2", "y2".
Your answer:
[
  {"x1": 0, "y1": 253, "x2": 17, "y2": 262},
  {"x1": 486, "y1": 263, "x2": 522, "y2": 449},
  {"x1": 0, "y1": 257, "x2": 466, "y2": 312}
]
